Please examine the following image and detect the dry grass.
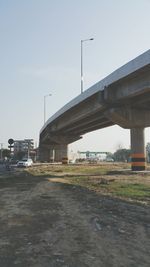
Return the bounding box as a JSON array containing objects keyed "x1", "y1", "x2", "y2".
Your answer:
[{"x1": 27, "y1": 163, "x2": 150, "y2": 204}]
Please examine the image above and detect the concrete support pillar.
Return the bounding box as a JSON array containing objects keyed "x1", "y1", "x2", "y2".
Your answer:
[
  {"x1": 54, "y1": 144, "x2": 68, "y2": 164},
  {"x1": 130, "y1": 128, "x2": 146, "y2": 171},
  {"x1": 49, "y1": 149, "x2": 55, "y2": 163},
  {"x1": 39, "y1": 147, "x2": 50, "y2": 162}
]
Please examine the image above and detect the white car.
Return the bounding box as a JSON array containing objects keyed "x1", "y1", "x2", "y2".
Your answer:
[
  {"x1": 17, "y1": 158, "x2": 33, "y2": 167},
  {"x1": 106, "y1": 158, "x2": 114, "y2": 162}
]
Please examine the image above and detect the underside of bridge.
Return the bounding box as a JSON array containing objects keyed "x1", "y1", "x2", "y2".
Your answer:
[{"x1": 39, "y1": 51, "x2": 150, "y2": 171}]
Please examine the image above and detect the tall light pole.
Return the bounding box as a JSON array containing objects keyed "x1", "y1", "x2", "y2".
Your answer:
[
  {"x1": 44, "y1": 94, "x2": 52, "y2": 124},
  {"x1": 0, "y1": 143, "x2": 3, "y2": 161},
  {"x1": 81, "y1": 38, "x2": 94, "y2": 94}
]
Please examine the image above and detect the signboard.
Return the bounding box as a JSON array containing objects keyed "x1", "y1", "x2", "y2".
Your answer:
[{"x1": 8, "y1": 139, "x2": 14, "y2": 145}]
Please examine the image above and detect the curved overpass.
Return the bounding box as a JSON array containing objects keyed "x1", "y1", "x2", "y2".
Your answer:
[{"x1": 39, "y1": 49, "x2": 150, "y2": 170}]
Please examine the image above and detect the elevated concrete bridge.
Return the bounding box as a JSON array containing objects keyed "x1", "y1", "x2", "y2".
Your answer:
[{"x1": 39, "y1": 49, "x2": 150, "y2": 170}]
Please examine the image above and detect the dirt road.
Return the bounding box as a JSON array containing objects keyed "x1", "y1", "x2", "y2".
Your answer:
[{"x1": 0, "y1": 172, "x2": 149, "y2": 267}]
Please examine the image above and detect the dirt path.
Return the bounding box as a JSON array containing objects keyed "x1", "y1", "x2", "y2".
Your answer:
[{"x1": 0, "y1": 174, "x2": 149, "y2": 267}]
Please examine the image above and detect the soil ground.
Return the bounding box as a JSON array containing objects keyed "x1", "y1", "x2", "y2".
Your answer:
[{"x1": 0, "y1": 164, "x2": 150, "y2": 267}]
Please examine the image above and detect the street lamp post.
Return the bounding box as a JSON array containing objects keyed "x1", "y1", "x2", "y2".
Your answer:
[
  {"x1": 81, "y1": 38, "x2": 94, "y2": 94},
  {"x1": 44, "y1": 94, "x2": 52, "y2": 124},
  {"x1": 0, "y1": 143, "x2": 3, "y2": 161}
]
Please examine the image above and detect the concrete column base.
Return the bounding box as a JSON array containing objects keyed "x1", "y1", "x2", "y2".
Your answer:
[
  {"x1": 130, "y1": 128, "x2": 146, "y2": 171},
  {"x1": 54, "y1": 144, "x2": 68, "y2": 163}
]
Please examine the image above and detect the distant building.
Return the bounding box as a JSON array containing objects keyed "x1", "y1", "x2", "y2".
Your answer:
[
  {"x1": 14, "y1": 139, "x2": 35, "y2": 159},
  {"x1": 77, "y1": 151, "x2": 108, "y2": 161}
]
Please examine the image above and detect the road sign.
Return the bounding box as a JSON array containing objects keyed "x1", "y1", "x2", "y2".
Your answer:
[{"x1": 8, "y1": 139, "x2": 14, "y2": 145}]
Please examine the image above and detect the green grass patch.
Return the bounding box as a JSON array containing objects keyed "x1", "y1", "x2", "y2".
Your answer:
[
  {"x1": 66, "y1": 176, "x2": 150, "y2": 203},
  {"x1": 111, "y1": 183, "x2": 150, "y2": 199}
]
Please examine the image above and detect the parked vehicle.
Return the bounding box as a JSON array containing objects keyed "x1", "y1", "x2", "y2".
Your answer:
[
  {"x1": 106, "y1": 158, "x2": 114, "y2": 162},
  {"x1": 17, "y1": 158, "x2": 33, "y2": 167}
]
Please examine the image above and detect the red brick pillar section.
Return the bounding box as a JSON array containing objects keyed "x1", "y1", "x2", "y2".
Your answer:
[{"x1": 130, "y1": 128, "x2": 146, "y2": 171}]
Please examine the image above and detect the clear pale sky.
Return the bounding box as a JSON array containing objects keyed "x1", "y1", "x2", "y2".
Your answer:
[{"x1": 0, "y1": 0, "x2": 150, "y2": 152}]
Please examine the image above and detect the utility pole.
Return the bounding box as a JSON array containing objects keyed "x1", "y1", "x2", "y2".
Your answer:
[
  {"x1": 0, "y1": 143, "x2": 3, "y2": 161},
  {"x1": 44, "y1": 94, "x2": 52, "y2": 124},
  {"x1": 81, "y1": 38, "x2": 94, "y2": 93}
]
